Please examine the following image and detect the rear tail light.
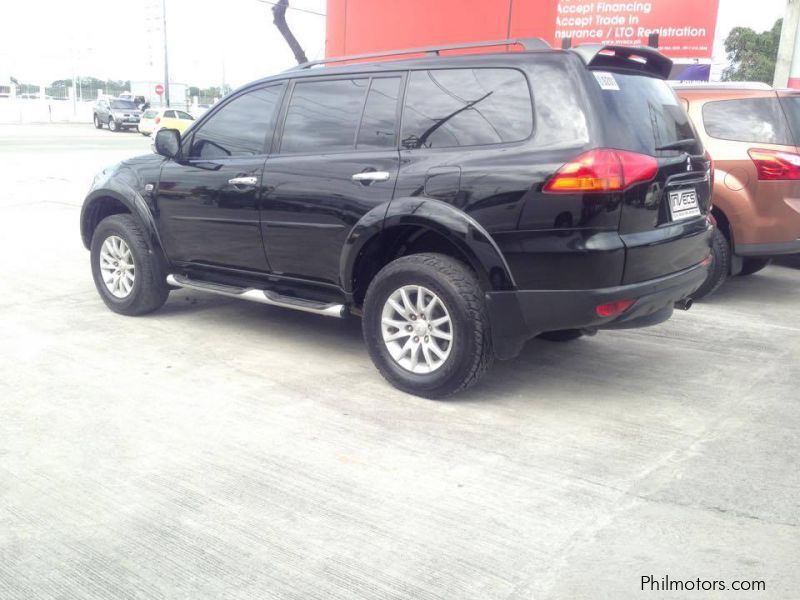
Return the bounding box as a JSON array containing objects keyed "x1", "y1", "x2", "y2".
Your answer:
[
  {"x1": 155, "y1": 116, "x2": 161, "y2": 124},
  {"x1": 544, "y1": 148, "x2": 657, "y2": 193},
  {"x1": 747, "y1": 148, "x2": 800, "y2": 180},
  {"x1": 595, "y1": 299, "x2": 635, "y2": 318}
]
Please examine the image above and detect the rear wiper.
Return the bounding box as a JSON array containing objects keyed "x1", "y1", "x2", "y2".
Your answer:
[{"x1": 655, "y1": 138, "x2": 698, "y2": 152}]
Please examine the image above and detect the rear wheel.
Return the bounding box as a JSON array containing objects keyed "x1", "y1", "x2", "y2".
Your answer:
[
  {"x1": 693, "y1": 227, "x2": 730, "y2": 299},
  {"x1": 362, "y1": 253, "x2": 493, "y2": 398},
  {"x1": 93, "y1": 114, "x2": 103, "y2": 129},
  {"x1": 739, "y1": 257, "x2": 771, "y2": 276},
  {"x1": 90, "y1": 214, "x2": 169, "y2": 315}
]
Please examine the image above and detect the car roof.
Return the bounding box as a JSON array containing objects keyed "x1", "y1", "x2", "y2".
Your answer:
[{"x1": 244, "y1": 48, "x2": 566, "y2": 89}]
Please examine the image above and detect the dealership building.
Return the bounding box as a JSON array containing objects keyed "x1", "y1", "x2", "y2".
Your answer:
[{"x1": 326, "y1": 0, "x2": 720, "y2": 81}]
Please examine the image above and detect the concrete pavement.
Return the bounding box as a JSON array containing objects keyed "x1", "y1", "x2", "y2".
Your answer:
[{"x1": 1, "y1": 124, "x2": 798, "y2": 599}]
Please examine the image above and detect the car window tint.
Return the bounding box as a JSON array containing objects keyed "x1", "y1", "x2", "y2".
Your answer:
[
  {"x1": 357, "y1": 77, "x2": 400, "y2": 149},
  {"x1": 164, "y1": 110, "x2": 176, "y2": 118},
  {"x1": 281, "y1": 78, "x2": 368, "y2": 153},
  {"x1": 778, "y1": 95, "x2": 800, "y2": 144},
  {"x1": 190, "y1": 84, "x2": 284, "y2": 159},
  {"x1": 401, "y1": 68, "x2": 532, "y2": 150},
  {"x1": 702, "y1": 98, "x2": 791, "y2": 145},
  {"x1": 596, "y1": 73, "x2": 700, "y2": 155},
  {"x1": 177, "y1": 111, "x2": 193, "y2": 120}
]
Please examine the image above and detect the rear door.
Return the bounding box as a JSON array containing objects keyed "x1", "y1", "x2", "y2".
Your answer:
[
  {"x1": 588, "y1": 71, "x2": 713, "y2": 283},
  {"x1": 260, "y1": 74, "x2": 402, "y2": 286}
]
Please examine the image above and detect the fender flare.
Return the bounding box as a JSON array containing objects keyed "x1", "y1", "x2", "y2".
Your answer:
[
  {"x1": 80, "y1": 184, "x2": 165, "y2": 260},
  {"x1": 339, "y1": 196, "x2": 516, "y2": 294}
]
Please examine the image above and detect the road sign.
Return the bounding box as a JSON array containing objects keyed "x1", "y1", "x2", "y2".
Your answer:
[{"x1": 155, "y1": 84, "x2": 164, "y2": 96}]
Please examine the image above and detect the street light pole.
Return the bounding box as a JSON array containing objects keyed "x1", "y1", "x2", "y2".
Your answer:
[{"x1": 162, "y1": 0, "x2": 170, "y2": 107}]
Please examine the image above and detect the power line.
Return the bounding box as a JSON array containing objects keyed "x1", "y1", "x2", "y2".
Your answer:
[{"x1": 256, "y1": 0, "x2": 326, "y2": 17}]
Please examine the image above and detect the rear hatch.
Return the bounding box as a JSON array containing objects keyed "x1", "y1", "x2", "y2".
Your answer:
[{"x1": 585, "y1": 65, "x2": 712, "y2": 284}]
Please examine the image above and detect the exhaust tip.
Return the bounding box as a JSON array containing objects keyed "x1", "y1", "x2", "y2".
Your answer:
[{"x1": 675, "y1": 297, "x2": 693, "y2": 311}]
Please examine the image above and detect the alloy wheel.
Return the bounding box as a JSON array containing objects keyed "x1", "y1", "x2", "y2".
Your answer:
[
  {"x1": 99, "y1": 235, "x2": 135, "y2": 298},
  {"x1": 381, "y1": 285, "x2": 453, "y2": 374}
]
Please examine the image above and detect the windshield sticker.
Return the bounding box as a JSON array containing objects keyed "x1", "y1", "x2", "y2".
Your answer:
[{"x1": 593, "y1": 71, "x2": 620, "y2": 91}]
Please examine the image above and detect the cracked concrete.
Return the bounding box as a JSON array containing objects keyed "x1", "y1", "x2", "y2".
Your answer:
[{"x1": 1, "y1": 124, "x2": 799, "y2": 599}]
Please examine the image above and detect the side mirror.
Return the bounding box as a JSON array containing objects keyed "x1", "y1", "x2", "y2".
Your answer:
[{"x1": 154, "y1": 128, "x2": 181, "y2": 159}]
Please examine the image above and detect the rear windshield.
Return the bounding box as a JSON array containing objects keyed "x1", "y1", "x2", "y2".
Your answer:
[
  {"x1": 142, "y1": 110, "x2": 158, "y2": 118},
  {"x1": 592, "y1": 71, "x2": 700, "y2": 155},
  {"x1": 111, "y1": 100, "x2": 138, "y2": 110},
  {"x1": 778, "y1": 95, "x2": 800, "y2": 144},
  {"x1": 703, "y1": 97, "x2": 792, "y2": 145}
]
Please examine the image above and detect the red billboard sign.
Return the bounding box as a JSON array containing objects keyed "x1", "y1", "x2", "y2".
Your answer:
[
  {"x1": 550, "y1": 0, "x2": 718, "y2": 57},
  {"x1": 327, "y1": 0, "x2": 720, "y2": 60}
]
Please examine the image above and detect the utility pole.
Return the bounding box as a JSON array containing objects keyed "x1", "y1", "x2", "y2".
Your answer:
[
  {"x1": 775, "y1": 0, "x2": 800, "y2": 87},
  {"x1": 162, "y1": 0, "x2": 170, "y2": 107}
]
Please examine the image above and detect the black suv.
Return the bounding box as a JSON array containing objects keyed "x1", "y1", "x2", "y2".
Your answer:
[{"x1": 80, "y1": 39, "x2": 712, "y2": 397}]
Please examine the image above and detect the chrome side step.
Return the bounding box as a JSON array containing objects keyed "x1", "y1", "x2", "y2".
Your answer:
[{"x1": 166, "y1": 274, "x2": 347, "y2": 318}]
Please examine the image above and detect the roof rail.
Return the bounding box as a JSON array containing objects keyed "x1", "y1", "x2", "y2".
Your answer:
[
  {"x1": 571, "y1": 44, "x2": 672, "y2": 79},
  {"x1": 291, "y1": 38, "x2": 551, "y2": 70}
]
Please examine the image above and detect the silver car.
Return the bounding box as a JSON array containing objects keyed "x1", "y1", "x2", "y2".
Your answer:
[{"x1": 93, "y1": 98, "x2": 142, "y2": 132}]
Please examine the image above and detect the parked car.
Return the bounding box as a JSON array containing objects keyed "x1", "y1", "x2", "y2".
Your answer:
[
  {"x1": 80, "y1": 39, "x2": 712, "y2": 397},
  {"x1": 93, "y1": 97, "x2": 142, "y2": 132},
  {"x1": 138, "y1": 108, "x2": 195, "y2": 136},
  {"x1": 674, "y1": 84, "x2": 800, "y2": 297}
]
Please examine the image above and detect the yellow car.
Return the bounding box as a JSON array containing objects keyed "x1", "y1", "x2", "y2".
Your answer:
[{"x1": 138, "y1": 108, "x2": 195, "y2": 136}]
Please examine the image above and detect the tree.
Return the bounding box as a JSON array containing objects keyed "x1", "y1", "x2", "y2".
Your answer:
[{"x1": 722, "y1": 19, "x2": 782, "y2": 83}]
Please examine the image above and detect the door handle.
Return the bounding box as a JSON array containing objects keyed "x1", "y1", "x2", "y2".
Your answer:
[
  {"x1": 351, "y1": 171, "x2": 390, "y2": 183},
  {"x1": 228, "y1": 176, "x2": 258, "y2": 187}
]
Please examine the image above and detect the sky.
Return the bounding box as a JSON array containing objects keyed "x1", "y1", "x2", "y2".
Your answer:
[{"x1": 0, "y1": 0, "x2": 789, "y2": 88}]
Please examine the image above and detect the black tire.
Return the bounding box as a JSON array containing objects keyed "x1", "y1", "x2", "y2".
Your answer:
[
  {"x1": 362, "y1": 253, "x2": 493, "y2": 398},
  {"x1": 538, "y1": 329, "x2": 584, "y2": 342},
  {"x1": 739, "y1": 257, "x2": 771, "y2": 276},
  {"x1": 93, "y1": 114, "x2": 103, "y2": 129},
  {"x1": 692, "y1": 227, "x2": 730, "y2": 299},
  {"x1": 90, "y1": 214, "x2": 169, "y2": 316},
  {"x1": 108, "y1": 117, "x2": 118, "y2": 132}
]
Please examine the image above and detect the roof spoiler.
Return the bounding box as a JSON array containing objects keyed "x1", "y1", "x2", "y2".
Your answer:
[{"x1": 570, "y1": 44, "x2": 673, "y2": 79}]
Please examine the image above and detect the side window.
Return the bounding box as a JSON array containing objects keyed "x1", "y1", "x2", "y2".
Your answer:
[
  {"x1": 164, "y1": 110, "x2": 176, "y2": 118},
  {"x1": 280, "y1": 78, "x2": 368, "y2": 153},
  {"x1": 177, "y1": 111, "x2": 193, "y2": 120},
  {"x1": 190, "y1": 83, "x2": 284, "y2": 159},
  {"x1": 401, "y1": 68, "x2": 533, "y2": 149},
  {"x1": 357, "y1": 77, "x2": 401, "y2": 149},
  {"x1": 702, "y1": 98, "x2": 791, "y2": 145}
]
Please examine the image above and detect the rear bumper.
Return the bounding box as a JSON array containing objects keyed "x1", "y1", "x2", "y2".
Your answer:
[{"x1": 486, "y1": 258, "x2": 710, "y2": 359}]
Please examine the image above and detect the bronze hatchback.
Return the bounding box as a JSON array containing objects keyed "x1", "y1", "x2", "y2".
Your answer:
[{"x1": 675, "y1": 84, "x2": 800, "y2": 296}]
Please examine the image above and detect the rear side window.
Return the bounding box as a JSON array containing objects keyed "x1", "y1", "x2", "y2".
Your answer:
[
  {"x1": 357, "y1": 77, "x2": 401, "y2": 149},
  {"x1": 400, "y1": 68, "x2": 533, "y2": 150},
  {"x1": 702, "y1": 98, "x2": 791, "y2": 145},
  {"x1": 779, "y1": 95, "x2": 800, "y2": 143},
  {"x1": 595, "y1": 73, "x2": 699, "y2": 154},
  {"x1": 281, "y1": 79, "x2": 369, "y2": 153},
  {"x1": 190, "y1": 84, "x2": 284, "y2": 159}
]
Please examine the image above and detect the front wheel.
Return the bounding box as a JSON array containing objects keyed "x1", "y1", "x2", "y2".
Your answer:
[
  {"x1": 108, "y1": 118, "x2": 118, "y2": 132},
  {"x1": 90, "y1": 214, "x2": 169, "y2": 315},
  {"x1": 362, "y1": 253, "x2": 493, "y2": 398},
  {"x1": 693, "y1": 228, "x2": 730, "y2": 299}
]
